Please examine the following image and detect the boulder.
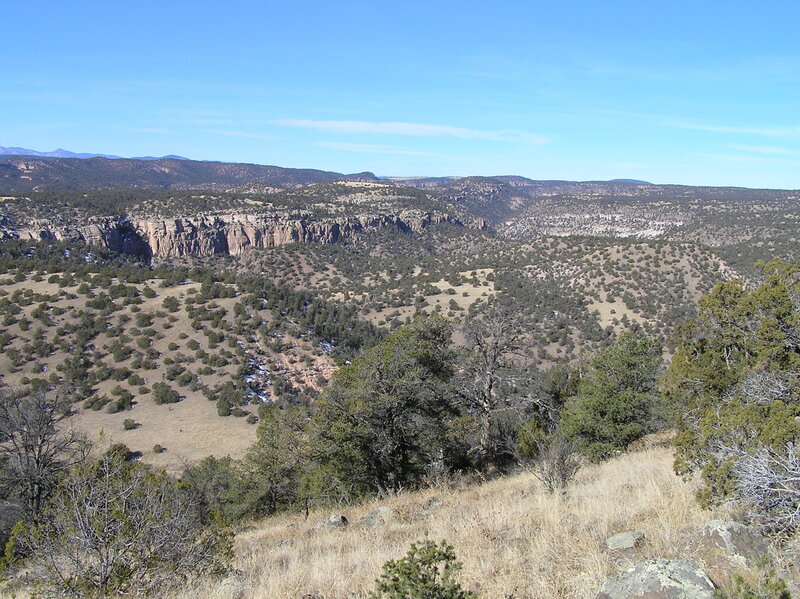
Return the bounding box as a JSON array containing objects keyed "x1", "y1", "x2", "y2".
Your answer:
[
  {"x1": 360, "y1": 506, "x2": 395, "y2": 527},
  {"x1": 695, "y1": 520, "x2": 769, "y2": 583},
  {"x1": 606, "y1": 530, "x2": 645, "y2": 553},
  {"x1": 596, "y1": 558, "x2": 715, "y2": 599},
  {"x1": 311, "y1": 513, "x2": 349, "y2": 533},
  {"x1": 324, "y1": 513, "x2": 349, "y2": 528}
]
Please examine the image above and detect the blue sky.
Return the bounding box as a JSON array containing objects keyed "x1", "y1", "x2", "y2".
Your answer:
[{"x1": 4, "y1": 1, "x2": 800, "y2": 187}]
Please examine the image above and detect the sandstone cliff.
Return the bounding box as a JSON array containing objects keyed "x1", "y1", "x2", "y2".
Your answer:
[{"x1": 9, "y1": 210, "x2": 483, "y2": 260}]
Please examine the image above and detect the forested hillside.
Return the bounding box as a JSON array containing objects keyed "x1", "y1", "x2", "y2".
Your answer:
[{"x1": 2, "y1": 159, "x2": 800, "y2": 597}]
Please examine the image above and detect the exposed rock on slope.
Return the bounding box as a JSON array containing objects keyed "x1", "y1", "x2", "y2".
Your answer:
[
  {"x1": 694, "y1": 520, "x2": 769, "y2": 584},
  {"x1": 596, "y1": 559, "x2": 716, "y2": 599},
  {"x1": 10, "y1": 210, "x2": 479, "y2": 259}
]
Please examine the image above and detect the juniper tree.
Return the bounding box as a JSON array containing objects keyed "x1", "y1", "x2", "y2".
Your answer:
[
  {"x1": 560, "y1": 331, "x2": 662, "y2": 462},
  {"x1": 665, "y1": 258, "x2": 800, "y2": 508},
  {"x1": 309, "y1": 316, "x2": 462, "y2": 499}
]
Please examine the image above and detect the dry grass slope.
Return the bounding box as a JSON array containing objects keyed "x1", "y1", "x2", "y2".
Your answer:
[{"x1": 172, "y1": 446, "x2": 738, "y2": 599}]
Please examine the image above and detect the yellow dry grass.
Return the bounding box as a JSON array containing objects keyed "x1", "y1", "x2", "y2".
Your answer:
[{"x1": 172, "y1": 446, "x2": 731, "y2": 599}]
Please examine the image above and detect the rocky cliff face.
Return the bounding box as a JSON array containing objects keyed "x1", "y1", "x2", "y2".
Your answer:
[{"x1": 9, "y1": 210, "x2": 483, "y2": 260}]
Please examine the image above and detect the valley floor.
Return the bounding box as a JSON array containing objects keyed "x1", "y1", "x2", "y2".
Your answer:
[{"x1": 173, "y1": 443, "x2": 740, "y2": 599}]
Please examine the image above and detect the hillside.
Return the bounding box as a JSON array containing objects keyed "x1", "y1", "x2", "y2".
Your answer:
[
  {"x1": 1, "y1": 157, "x2": 800, "y2": 468},
  {"x1": 2, "y1": 157, "x2": 797, "y2": 273},
  {"x1": 234, "y1": 232, "x2": 730, "y2": 358},
  {"x1": 2, "y1": 159, "x2": 800, "y2": 599},
  {"x1": 0, "y1": 232, "x2": 732, "y2": 475},
  {"x1": 0, "y1": 246, "x2": 382, "y2": 472},
  {"x1": 0, "y1": 155, "x2": 379, "y2": 193},
  {"x1": 169, "y1": 445, "x2": 744, "y2": 599}
]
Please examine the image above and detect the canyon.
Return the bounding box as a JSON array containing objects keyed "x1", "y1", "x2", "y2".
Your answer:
[{"x1": 7, "y1": 209, "x2": 483, "y2": 260}]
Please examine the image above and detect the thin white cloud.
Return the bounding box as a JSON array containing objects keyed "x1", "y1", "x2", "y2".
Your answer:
[
  {"x1": 126, "y1": 127, "x2": 172, "y2": 134},
  {"x1": 272, "y1": 119, "x2": 547, "y2": 144},
  {"x1": 667, "y1": 121, "x2": 800, "y2": 137},
  {"x1": 693, "y1": 152, "x2": 790, "y2": 164},
  {"x1": 612, "y1": 161, "x2": 651, "y2": 170},
  {"x1": 729, "y1": 144, "x2": 800, "y2": 156},
  {"x1": 182, "y1": 118, "x2": 237, "y2": 125},
  {"x1": 205, "y1": 129, "x2": 276, "y2": 140},
  {"x1": 315, "y1": 142, "x2": 443, "y2": 156}
]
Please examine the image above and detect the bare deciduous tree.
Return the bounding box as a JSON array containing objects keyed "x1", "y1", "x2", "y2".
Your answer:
[
  {"x1": 0, "y1": 387, "x2": 88, "y2": 521},
  {"x1": 733, "y1": 442, "x2": 800, "y2": 533},
  {"x1": 727, "y1": 370, "x2": 800, "y2": 406},
  {"x1": 460, "y1": 302, "x2": 530, "y2": 460},
  {"x1": 531, "y1": 434, "x2": 581, "y2": 494},
  {"x1": 21, "y1": 454, "x2": 230, "y2": 599}
]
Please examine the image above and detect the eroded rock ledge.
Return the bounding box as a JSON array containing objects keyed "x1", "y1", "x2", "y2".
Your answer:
[{"x1": 7, "y1": 210, "x2": 483, "y2": 259}]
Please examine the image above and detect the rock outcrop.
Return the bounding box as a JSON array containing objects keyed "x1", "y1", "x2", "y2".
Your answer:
[
  {"x1": 217, "y1": 573, "x2": 249, "y2": 599},
  {"x1": 694, "y1": 520, "x2": 770, "y2": 584},
  {"x1": 596, "y1": 559, "x2": 715, "y2": 599},
  {"x1": 13, "y1": 218, "x2": 153, "y2": 259},
  {"x1": 311, "y1": 514, "x2": 349, "y2": 533},
  {"x1": 8, "y1": 209, "x2": 479, "y2": 260},
  {"x1": 360, "y1": 506, "x2": 395, "y2": 527},
  {"x1": 605, "y1": 530, "x2": 646, "y2": 554}
]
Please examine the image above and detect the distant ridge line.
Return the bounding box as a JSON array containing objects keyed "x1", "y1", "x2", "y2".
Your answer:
[{"x1": 0, "y1": 146, "x2": 189, "y2": 161}]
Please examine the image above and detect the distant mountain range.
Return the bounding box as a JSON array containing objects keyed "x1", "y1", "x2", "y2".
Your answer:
[
  {"x1": 0, "y1": 146, "x2": 188, "y2": 161},
  {"x1": 0, "y1": 153, "x2": 663, "y2": 203},
  {"x1": 0, "y1": 154, "x2": 380, "y2": 192},
  {"x1": 1, "y1": 146, "x2": 656, "y2": 186}
]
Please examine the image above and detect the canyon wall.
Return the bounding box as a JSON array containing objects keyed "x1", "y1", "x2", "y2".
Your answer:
[{"x1": 9, "y1": 210, "x2": 482, "y2": 260}]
